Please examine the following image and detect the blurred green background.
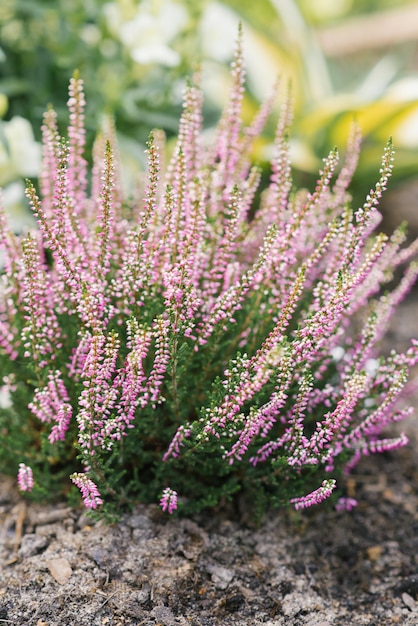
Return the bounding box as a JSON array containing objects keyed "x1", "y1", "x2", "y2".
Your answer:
[{"x1": 1, "y1": 0, "x2": 418, "y2": 227}]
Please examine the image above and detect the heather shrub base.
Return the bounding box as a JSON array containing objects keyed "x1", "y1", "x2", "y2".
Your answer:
[{"x1": 1, "y1": 35, "x2": 418, "y2": 519}]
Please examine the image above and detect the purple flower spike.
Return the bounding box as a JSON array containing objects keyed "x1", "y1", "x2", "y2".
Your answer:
[
  {"x1": 290, "y1": 479, "x2": 336, "y2": 511},
  {"x1": 335, "y1": 497, "x2": 358, "y2": 512},
  {"x1": 17, "y1": 464, "x2": 34, "y2": 492},
  {"x1": 160, "y1": 487, "x2": 178, "y2": 514},
  {"x1": 70, "y1": 473, "x2": 103, "y2": 509}
]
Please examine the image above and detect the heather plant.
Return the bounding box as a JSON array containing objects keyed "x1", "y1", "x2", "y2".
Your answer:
[{"x1": 1, "y1": 34, "x2": 418, "y2": 520}]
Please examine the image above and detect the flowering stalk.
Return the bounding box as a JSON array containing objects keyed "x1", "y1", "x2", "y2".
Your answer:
[
  {"x1": 17, "y1": 464, "x2": 34, "y2": 492},
  {"x1": 290, "y1": 480, "x2": 336, "y2": 511},
  {"x1": 70, "y1": 473, "x2": 103, "y2": 509},
  {"x1": 0, "y1": 32, "x2": 417, "y2": 518},
  {"x1": 160, "y1": 487, "x2": 178, "y2": 514}
]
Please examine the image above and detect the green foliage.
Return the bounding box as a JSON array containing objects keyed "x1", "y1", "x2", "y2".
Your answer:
[{"x1": 1, "y1": 0, "x2": 417, "y2": 201}]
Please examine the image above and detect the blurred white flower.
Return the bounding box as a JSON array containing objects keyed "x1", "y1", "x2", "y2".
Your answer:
[
  {"x1": 199, "y1": 2, "x2": 237, "y2": 63},
  {"x1": 365, "y1": 358, "x2": 379, "y2": 377},
  {"x1": 384, "y1": 77, "x2": 418, "y2": 149},
  {"x1": 104, "y1": 0, "x2": 188, "y2": 67},
  {"x1": 330, "y1": 346, "x2": 345, "y2": 362},
  {"x1": 0, "y1": 116, "x2": 41, "y2": 186},
  {"x1": 80, "y1": 23, "x2": 101, "y2": 47},
  {"x1": 1, "y1": 181, "x2": 35, "y2": 232},
  {"x1": 200, "y1": 2, "x2": 283, "y2": 102},
  {"x1": 387, "y1": 77, "x2": 418, "y2": 102},
  {"x1": 394, "y1": 111, "x2": 418, "y2": 149}
]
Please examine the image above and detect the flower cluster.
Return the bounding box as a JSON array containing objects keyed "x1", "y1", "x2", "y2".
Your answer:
[
  {"x1": 17, "y1": 463, "x2": 34, "y2": 492},
  {"x1": 70, "y1": 473, "x2": 103, "y2": 509},
  {"x1": 0, "y1": 32, "x2": 417, "y2": 518},
  {"x1": 160, "y1": 487, "x2": 178, "y2": 514}
]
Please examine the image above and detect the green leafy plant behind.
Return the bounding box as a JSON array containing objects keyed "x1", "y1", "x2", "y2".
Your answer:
[
  {"x1": 2, "y1": 0, "x2": 417, "y2": 195},
  {"x1": 1, "y1": 33, "x2": 417, "y2": 519}
]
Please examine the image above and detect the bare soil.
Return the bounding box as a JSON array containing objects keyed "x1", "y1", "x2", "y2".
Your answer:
[{"x1": 1, "y1": 439, "x2": 418, "y2": 626}]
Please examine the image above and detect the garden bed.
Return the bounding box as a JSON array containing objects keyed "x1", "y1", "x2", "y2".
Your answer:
[{"x1": 1, "y1": 437, "x2": 418, "y2": 626}]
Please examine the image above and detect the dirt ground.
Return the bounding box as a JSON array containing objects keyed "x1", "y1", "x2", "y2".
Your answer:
[
  {"x1": 1, "y1": 215, "x2": 418, "y2": 626},
  {"x1": 1, "y1": 436, "x2": 418, "y2": 626}
]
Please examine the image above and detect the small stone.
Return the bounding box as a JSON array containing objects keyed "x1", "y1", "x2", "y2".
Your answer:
[
  {"x1": 35, "y1": 524, "x2": 58, "y2": 537},
  {"x1": 224, "y1": 592, "x2": 245, "y2": 612},
  {"x1": 151, "y1": 605, "x2": 176, "y2": 625},
  {"x1": 281, "y1": 592, "x2": 323, "y2": 618},
  {"x1": 126, "y1": 513, "x2": 152, "y2": 530},
  {"x1": 18, "y1": 534, "x2": 49, "y2": 558},
  {"x1": 86, "y1": 545, "x2": 109, "y2": 567},
  {"x1": 402, "y1": 592, "x2": 416, "y2": 611},
  {"x1": 366, "y1": 545, "x2": 383, "y2": 561},
  {"x1": 29, "y1": 508, "x2": 72, "y2": 526},
  {"x1": 395, "y1": 575, "x2": 418, "y2": 599},
  {"x1": 132, "y1": 526, "x2": 154, "y2": 542},
  {"x1": 46, "y1": 557, "x2": 73, "y2": 585},
  {"x1": 136, "y1": 583, "x2": 151, "y2": 605},
  {"x1": 205, "y1": 564, "x2": 234, "y2": 590},
  {"x1": 77, "y1": 512, "x2": 96, "y2": 529}
]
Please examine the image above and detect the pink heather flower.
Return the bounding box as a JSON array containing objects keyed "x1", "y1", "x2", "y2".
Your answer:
[
  {"x1": 49, "y1": 403, "x2": 72, "y2": 444},
  {"x1": 335, "y1": 497, "x2": 358, "y2": 512},
  {"x1": 17, "y1": 463, "x2": 34, "y2": 492},
  {"x1": 67, "y1": 72, "x2": 88, "y2": 210},
  {"x1": 160, "y1": 487, "x2": 178, "y2": 514},
  {"x1": 162, "y1": 425, "x2": 192, "y2": 461},
  {"x1": 29, "y1": 370, "x2": 72, "y2": 443},
  {"x1": 70, "y1": 473, "x2": 103, "y2": 509},
  {"x1": 290, "y1": 479, "x2": 336, "y2": 511}
]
